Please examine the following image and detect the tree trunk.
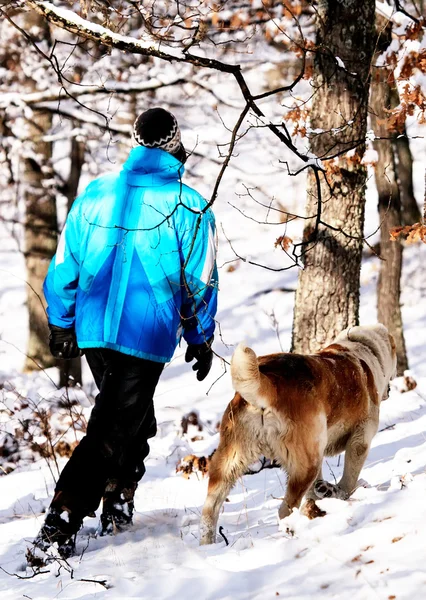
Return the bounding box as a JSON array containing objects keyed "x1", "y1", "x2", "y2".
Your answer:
[
  {"x1": 24, "y1": 111, "x2": 58, "y2": 371},
  {"x1": 65, "y1": 132, "x2": 85, "y2": 213},
  {"x1": 58, "y1": 127, "x2": 85, "y2": 387},
  {"x1": 371, "y1": 68, "x2": 408, "y2": 375},
  {"x1": 292, "y1": 0, "x2": 375, "y2": 353},
  {"x1": 390, "y1": 87, "x2": 421, "y2": 225},
  {"x1": 22, "y1": 15, "x2": 57, "y2": 372},
  {"x1": 22, "y1": 20, "x2": 86, "y2": 386}
]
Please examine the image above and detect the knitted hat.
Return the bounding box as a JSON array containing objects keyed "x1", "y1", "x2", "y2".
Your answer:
[{"x1": 133, "y1": 108, "x2": 187, "y2": 164}]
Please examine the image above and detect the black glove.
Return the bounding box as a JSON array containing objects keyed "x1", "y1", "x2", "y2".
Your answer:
[
  {"x1": 49, "y1": 325, "x2": 80, "y2": 359},
  {"x1": 185, "y1": 336, "x2": 214, "y2": 381}
]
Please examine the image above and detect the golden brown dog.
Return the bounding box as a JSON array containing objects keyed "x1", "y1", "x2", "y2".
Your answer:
[{"x1": 200, "y1": 324, "x2": 396, "y2": 545}]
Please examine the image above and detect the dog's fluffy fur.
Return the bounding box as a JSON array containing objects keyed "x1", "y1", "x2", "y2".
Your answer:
[{"x1": 200, "y1": 324, "x2": 396, "y2": 545}]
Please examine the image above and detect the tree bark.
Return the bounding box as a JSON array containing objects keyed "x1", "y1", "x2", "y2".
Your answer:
[
  {"x1": 371, "y1": 68, "x2": 408, "y2": 375},
  {"x1": 390, "y1": 87, "x2": 421, "y2": 225},
  {"x1": 57, "y1": 127, "x2": 85, "y2": 387},
  {"x1": 65, "y1": 132, "x2": 85, "y2": 213},
  {"x1": 23, "y1": 10, "x2": 58, "y2": 371},
  {"x1": 21, "y1": 19, "x2": 85, "y2": 384},
  {"x1": 292, "y1": 0, "x2": 375, "y2": 354},
  {"x1": 23, "y1": 113, "x2": 58, "y2": 371}
]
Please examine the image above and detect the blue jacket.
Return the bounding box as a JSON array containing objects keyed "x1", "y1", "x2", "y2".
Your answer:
[{"x1": 44, "y1": 146, "x2": 218, "y2": 363}]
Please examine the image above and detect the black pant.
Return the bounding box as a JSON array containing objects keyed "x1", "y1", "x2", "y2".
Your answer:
[{"x1": 52, "y1": 349, "x2": 164, "y2": 518}]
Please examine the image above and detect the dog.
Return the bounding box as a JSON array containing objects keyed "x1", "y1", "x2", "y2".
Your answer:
[{"x1": 200, "y1": 324, "x2": 396, "y2": 545}]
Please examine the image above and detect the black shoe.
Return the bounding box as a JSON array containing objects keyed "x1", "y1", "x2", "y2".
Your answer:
[
  {"x1": 100, "y1": 480, "x2": 136, "y2": 536},
  {"x1": 27, "y1": 508, "x2": 82, "y2": 565}
]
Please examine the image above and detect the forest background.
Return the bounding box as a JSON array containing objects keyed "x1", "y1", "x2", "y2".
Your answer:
[{"x1": 0, "y1": 1, "x2": 426, "y2": 598}]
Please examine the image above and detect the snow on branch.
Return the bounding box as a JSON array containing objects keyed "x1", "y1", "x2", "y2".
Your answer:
[
  {"x1": 25, "y1": 0, "x2": 240, "y2": 74},
  {"x1": 375, "y1": 0, "x2": 421, "y2": 25},
  {"x1": 21, "y1": 0, "x2": 326, "y2": 250},
  {"x1": 24, "y1": 2, "x2": 321, "y2": 169},
  {"x1": 0, "y1": 77, "x2": 187, "y2": 107},
  {"x1": 32, "y1": 103, "x2": 130, "y2": 132}
]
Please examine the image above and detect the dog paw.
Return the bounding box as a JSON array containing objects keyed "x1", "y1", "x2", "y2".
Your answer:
[
  {"x1": 314, "y1": 480, "x2": 335, "y2": 498},
  {"x1": 200, "y1": 534, "x2": 215, "y2": 546},
  {"x1": 278, "y1": 501, "x2": 291, "y2": 520},
  {"x1": 314, "y1": 480, "x2": 348, "y2": 500},
  {"x1": 301, "y1": 499, "x2": 326, "y2": 520},
  {"x1": 199, "y1": 517, "x2": 216, "y2": 545}
]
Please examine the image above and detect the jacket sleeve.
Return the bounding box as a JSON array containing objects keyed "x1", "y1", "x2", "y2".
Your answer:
[
  {"x1": 43, "y1": 206, "x2": 81, "y2": 329},
  {"x1": 179, "y1": 206, "x2": 218, "y2": 345}
]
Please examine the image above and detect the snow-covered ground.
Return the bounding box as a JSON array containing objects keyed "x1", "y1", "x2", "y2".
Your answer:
[{"x1": 1, "y1": 115, "x2": 426, "y2": 599}]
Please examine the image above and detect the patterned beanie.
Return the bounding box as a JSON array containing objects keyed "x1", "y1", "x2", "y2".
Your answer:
[{"x1": 133, "y1": 107, "x2": 187, "y2": 164}]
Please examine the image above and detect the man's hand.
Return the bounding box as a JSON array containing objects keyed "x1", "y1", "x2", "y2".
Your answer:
[
  {"x1": 49, "y1": 325, "x2": 80, "y2": 359},
  {"x1": 185, "y1": 336, "x2": 214, "y2": 381}
]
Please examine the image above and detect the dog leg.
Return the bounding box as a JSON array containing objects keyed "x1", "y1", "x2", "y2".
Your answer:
[
  {"x1": 314, "y1": 441, "x2": 368, "y2": 500},
  {"x1": 316, "y1": 419, "x2": 378, "y2": 500},
  {"x1": 337, "y1": 424, "x2": 376, "y2": 496},
  {"x1": 300, "y1": 465, "x2": 327, "y2": 519},
  {"x1": 305, "y1": 465, "x2": 324, "y2": 500},
  {"x1": 200, "y1": 444, "x2": 251, "y2": 545},
  {"x1": 278, "y1": 416, "x2": 327, "y2": 520},
  {"x1": 278, "y1": 462, "x2": 320, "y2": 520}
]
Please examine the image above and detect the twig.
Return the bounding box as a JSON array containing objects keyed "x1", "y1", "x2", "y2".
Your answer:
[
  {"x1": 245, "y1": 457, "x2": 280, "y2": 475},
  {"x1": 0, "y1": 339, "x2": 58, "y2": 388},
  {"x1": 206, "y1": 362, "x2": 228, "y2": 396},
  {"x1": 218, "y1": 526, "x2": 229, "y2": 546},
  {"x1": 0, "y1": 565, "x2": 49, "y2": 579},
  {"x1": 79, "y1": 577, "x2": 110, "y2": 588},
  {"x1": 325, "y1": 460, "x2": 337, "y2": 484},
  {"x1": 379, "y1": 423, "x2": 396, "y2": 432},
  {"x1": 394, "y1": 0, "x2": 420, "y2": 23}
]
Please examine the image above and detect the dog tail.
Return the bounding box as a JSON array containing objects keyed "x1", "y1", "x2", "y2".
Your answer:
[{"x1": 231, "y1": 343, "x2": 273, "y2": 408}]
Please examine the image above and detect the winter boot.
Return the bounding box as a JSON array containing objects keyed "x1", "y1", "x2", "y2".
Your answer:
[
  {"x1": 26, "y1": 507, "x2": 82, "y2": 566},
  {"x1": 99, "y1": 480, "x2": 137, "y2": 536}
]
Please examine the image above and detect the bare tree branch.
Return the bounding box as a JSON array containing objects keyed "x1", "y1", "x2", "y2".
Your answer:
[
  {"x1": 25, "y1": 0, "x2": 240, "y2": 73},
  {"x1": 0, "y1": 77, "x2": 187, "y2": 106}
]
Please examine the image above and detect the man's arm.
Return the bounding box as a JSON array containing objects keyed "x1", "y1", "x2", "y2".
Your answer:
[
  {"x1": 43, "y1": 207, "x2": 81, "y2": 329},
  {"x1": 179, "y1": 207, "x2": 218, "y2": 347}
]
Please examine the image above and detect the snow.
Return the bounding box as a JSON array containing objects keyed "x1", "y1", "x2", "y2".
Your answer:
[
  {"x1": 0, "y1": 77, "x2": 186, "y2": 107},
  {"x1": 1, "y1": 374, "x2": 426, "y2": 598},
  {"x1": 1, "y1": 6, "x2": 426, "y2": 597},
  {"x1": 375, "y1": 0, "x2": 411, "y2": 26},
  {"x1": 30, "y1": 1, "x2": 187, "y2": 59},
  {"x1": 1, "y1": 148, "x2": 426, "y2": 597},
  {"x1": 361, "y1": 147, "x2": 379, "y2": 165},
  {"x1": 335, "y1": 56, "x2": 346, "y2": 69},
  {"x1": 375, "y1": 1, "x2": 395, "y2": 20}
]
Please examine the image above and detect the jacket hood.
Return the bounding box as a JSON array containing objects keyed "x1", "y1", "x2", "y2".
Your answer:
[{"x1": 122, "y1": 146, "x2": 185, "y2": 187}]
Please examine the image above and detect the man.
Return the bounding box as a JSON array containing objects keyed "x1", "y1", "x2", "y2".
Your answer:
[{"x1": 28, "y1": 108, "x2": 218, "y2": 562}]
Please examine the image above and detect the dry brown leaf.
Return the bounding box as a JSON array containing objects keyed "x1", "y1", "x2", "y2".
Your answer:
[
  {"x1": 176, "y1": 454, "x2": 210, "y2": 479},
  {"x1": 390, "y1": 223, "x2": 426, "y2": 244},
  {"x1": 275, "y1": 235, "x2": 293, "y2": 251}
]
